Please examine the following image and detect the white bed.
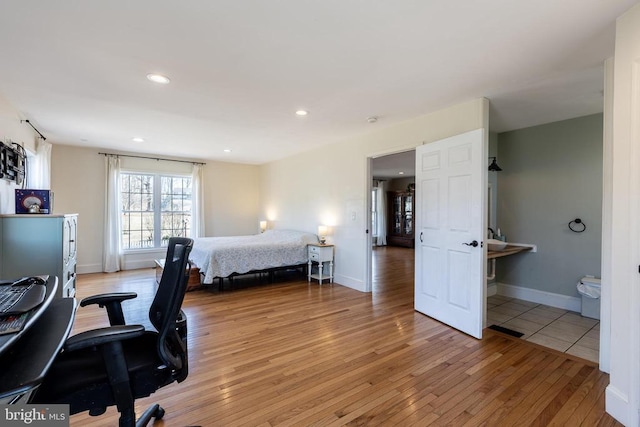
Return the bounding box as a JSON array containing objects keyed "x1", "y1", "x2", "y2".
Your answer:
[{"x1": 189, "y1": 229, "x2": 319, "y2": 285}]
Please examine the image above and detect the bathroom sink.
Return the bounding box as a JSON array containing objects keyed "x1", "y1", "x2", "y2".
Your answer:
[{"x1": 487, "y1": 239, "x2": 508, "y2": 251}]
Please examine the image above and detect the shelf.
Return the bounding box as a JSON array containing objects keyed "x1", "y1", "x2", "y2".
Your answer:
[{"x1": 487, "y1": 245, "x2": 533, "y2": 259}]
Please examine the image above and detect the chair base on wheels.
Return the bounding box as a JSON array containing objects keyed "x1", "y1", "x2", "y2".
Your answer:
[{"x1": 136, "y1": 403, "x2": 165, "y2": 427}]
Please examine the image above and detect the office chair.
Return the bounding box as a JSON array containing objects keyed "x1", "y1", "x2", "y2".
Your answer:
[{"x1": 31, "y1": 237, "x2": 194, "y2": 427}]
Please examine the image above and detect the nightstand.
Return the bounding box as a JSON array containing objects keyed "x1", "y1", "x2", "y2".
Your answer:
[{"x1": 308, "y1": 243, "x2": 334, "y2": 284}]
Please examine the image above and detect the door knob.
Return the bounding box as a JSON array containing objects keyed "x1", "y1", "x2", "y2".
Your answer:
[{"x1": 463, "y1": 240, "x2": 479, "y2": 247}]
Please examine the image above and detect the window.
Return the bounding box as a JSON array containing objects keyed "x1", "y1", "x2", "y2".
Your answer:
[{"x1": 121, "y1": 173, "x2": 192, "y2": 250}]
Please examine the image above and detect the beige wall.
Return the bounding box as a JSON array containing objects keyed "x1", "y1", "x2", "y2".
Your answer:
[
  {"x1": 51, "y1": 144, "x2": 260, "y2": 273},
  {"x1": 203, "y1": 161, "x2": 260, "y2": 237},
  {"x1": 259, "y1": 98, "x2": 488, "y2": 291},
  {"x1": 51, "y1": 145, "x2": 104, "y2": 272},
  {"x1": 387, "y1": 177, "x2": 415, "y2": 192}
]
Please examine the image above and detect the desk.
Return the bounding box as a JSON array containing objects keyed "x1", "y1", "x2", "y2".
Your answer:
[{"x1": 0, "y1": 277, "x2": 76, "y2": 402}]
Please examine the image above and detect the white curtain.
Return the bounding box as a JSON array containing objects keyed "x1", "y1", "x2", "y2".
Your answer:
[
  {"x1": 190, "y1": 163, "x2": 205, "y2": 238},
  {"x1": 376, "y1": 180, "x2": 387, "y2": 246},
  {"x1": 27, "y1": 140, "x2": 52, "y2": 189},
  {"x1": 103, "y1": 155, "x2": 122, "y2": 272}
]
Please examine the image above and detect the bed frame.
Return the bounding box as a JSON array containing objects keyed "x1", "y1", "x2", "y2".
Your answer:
[{"x1": 207, "y1": 263, "x2": 308, "y2": 291}]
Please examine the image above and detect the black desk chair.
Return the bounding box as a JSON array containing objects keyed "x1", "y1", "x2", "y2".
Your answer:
[{"x1": 32, "y1": 237, "x2": 194, "y2": 427}]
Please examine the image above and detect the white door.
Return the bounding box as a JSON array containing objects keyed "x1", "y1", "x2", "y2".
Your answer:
[
  {"x1": 606, "y1": 4, "x2": 640, "y2": 425},
  {"x1": 414, "y1": 129, "x2": 486, "y2": 339}
]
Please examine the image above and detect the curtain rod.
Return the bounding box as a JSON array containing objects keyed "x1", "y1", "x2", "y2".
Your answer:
[
  {"x1": 20, "y1": 119, "x2": 46, "y2": 140},
  {"x1": 99, "y1": 152, "x2": 206, "y2": 165}
]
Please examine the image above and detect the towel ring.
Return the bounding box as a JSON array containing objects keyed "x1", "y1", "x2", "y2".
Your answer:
[{"x1": 569, "y1": 218, "x2": 586, "y2": 233}]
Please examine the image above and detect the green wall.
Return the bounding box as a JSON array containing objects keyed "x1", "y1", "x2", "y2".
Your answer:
[{"x1": 496, "y1": 114, "x2": 603, "y2": 297}]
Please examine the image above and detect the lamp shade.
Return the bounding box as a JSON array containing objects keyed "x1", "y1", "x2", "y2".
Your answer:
[
  {"x1": 318, "y1": 225, "x2": 328, "y2": 244},
  {"x1": 260, "y1": 220, "x2": 267, "y2": 232}
]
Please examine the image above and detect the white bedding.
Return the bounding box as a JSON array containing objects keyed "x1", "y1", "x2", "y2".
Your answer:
[{"x1": 190, "y1": 229, "x2": 319, "y2": 284}]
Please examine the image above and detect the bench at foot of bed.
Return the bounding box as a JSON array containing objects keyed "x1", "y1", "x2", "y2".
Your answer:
[{"x1": 155, "y1": 259, "x2": 202, "y2": 291}]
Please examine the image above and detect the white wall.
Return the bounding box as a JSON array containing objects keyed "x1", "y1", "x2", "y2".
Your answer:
[
  {"x1": 259, "y1": 98, "x2": 488, "y2": 291},
  {"x1": 51, "y1": 144, "x2": 260, "y2": 273},
  {"x1": 0, "y1": 95, "x2": 38, "y2": 213}
]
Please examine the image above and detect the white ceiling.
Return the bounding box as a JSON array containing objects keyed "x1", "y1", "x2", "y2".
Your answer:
[
  {"x1": 0, "y1": 1, "x2": 635, "y2": 165},
  {"x1": 372, "y1": 151, "x2": 416, "y2": 180}
]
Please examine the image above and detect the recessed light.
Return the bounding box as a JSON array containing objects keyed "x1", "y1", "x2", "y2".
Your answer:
[
  {"x1": 367, "y1": 116, "x2": 378, "y2": 123},
  {"x1": 295, "y1": 110, "x2": 309, "y2": 116},
  {"x1": 146, "y1": 73, "x2": 171, "y2": 84},
  {"x1": 132, "y1": 137, "x2": 145, "y2": 143},
  {"x1": 223, "y1": 149, "x2": 232, "y2": 153},
  {"x1": 398, "y1": 172, "x2": 405, "y2": 175}
]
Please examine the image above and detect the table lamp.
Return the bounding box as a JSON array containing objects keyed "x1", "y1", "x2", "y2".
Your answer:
[{"x1": 318, "y1": 225, "x2": 328, "y2": 244}]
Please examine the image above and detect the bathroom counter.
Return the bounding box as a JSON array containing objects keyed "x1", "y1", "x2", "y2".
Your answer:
[{"x1": 487, "y1": 245, "x2": 533, "y2": 259}]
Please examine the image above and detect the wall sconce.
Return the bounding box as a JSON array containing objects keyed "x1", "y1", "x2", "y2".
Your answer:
[
  {"x1": 488, "y1": 157, "x2": 502, "y2": 172},
  {"x1": 259, "y1": 220, "x2": 267, "y2": 233},
  {"x1": 318, "y1": 225, "x2": 328, "y2": 244}
]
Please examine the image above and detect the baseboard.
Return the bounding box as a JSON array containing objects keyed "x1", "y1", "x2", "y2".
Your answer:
[
  {"x1": 605, "y1": 385, "x2": 631, "y2": 426},
  {"x1": 487, "y1": 283, "x2": 497, "y2": 296},
  {"x1": 122, "y1": 259, "x2": 157, "y2": 271},
  {"x1": 334, "y1": 274, "x2": 366, "y2": 292},
  {"x1": 77, "y1": 263, "x2": 102, "y2": 274},
  {"x1": 496, "y1": 282, "x2": 581, "y2": 312},
  {"x1": 77, "y1": 261, "x2": 156, "y2": 274}
]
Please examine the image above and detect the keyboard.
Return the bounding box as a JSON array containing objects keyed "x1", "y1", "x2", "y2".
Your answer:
[{"x1": 0, "y1": 277, "x2": 47, "y2": 315}]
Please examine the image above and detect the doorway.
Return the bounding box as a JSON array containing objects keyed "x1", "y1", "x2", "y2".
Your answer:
[
  {"x1": 370, "y1": 150, "x2": 416, "y2": 294},
  {"x1": 485, "y1": 114, "x2": 604, "y2": 364}
]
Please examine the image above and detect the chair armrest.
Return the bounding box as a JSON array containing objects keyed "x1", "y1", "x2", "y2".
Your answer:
[
  {"x1": 80, "y1": 292, "x2": 137, "y2": 307},
  {"x1": 64, "y1": 325, "x2": 145, "y2": 352},
  {"x1": 80, "y1": 292, "x2": 137, "y2": 326}
]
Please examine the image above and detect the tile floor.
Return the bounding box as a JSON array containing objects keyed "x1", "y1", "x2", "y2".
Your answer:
[{"x1": 487, "y1": 294, "x2": 600, "y2": 364}]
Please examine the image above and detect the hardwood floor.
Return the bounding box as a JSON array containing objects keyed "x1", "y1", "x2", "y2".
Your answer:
[{"x1": 69, "y1": 246, "x2": 620, "y2": 426}]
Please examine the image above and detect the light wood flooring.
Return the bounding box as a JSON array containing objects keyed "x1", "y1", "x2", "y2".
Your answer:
[{"x1": 69, "y1": 246, "x2": 620, "y2": 426}]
